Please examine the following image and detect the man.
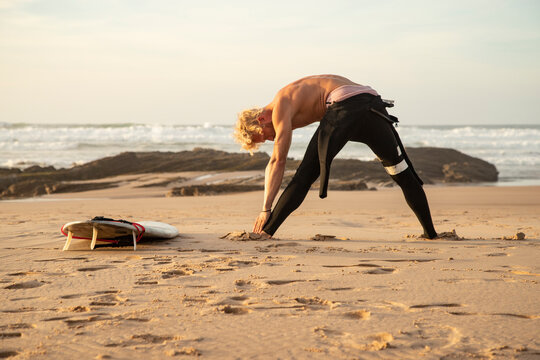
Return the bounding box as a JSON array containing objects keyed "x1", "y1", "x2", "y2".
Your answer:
[{"x1": 234, "y1": 75, "x2": 437, "y2": 239}]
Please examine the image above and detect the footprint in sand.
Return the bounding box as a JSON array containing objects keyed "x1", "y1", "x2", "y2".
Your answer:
[
  {"x1": 131, "y1": 334, "x2": 180, "y2": 344},
  {"x1": 182, "y1": 295, "x2": 209, "y2": 305},
  {"x1": 323, "y1": 263, "x2": 381, "y2": 268},
  {"x1": 77, "y1": 265, "x2": 115, "y2": 272},
  {"x1": 9, "y1": 296, "x2": 41, "y2": 302},
  {"x1": 67, "y1": 306, "x2": 90, "y2": 312},
  {"x1": 135, "y1": 280, "x2": 159, "y2": 285},
  {"x1": 2, "y1": 307, "x2": 39, "y2": 314},
  {"x1": 490, "y1": 313, "x2": 539, "y2": 319},
  {"x1": 410, "y1": 303, "x2": 463, "y2": 309},
  {"x1": 381, "y1": 259, "x2": 437, "y2": 263},
  {"x1": 265, "y1": 242, "x2": 300, "y2": 248},
  {"x1": 218, "y1": 305, "x2": 251, "y2": 315},
  {"x1": 105, "y1": 333, "x2": 183, "y2": 348},
  {"x1": 343, "y1": 310, "x2": 371, "y2": 320},
  {"x1": 123, "y1": 317, "x2": 151, "y2": 323},
  {"x1": 295, "y1": 296, "x2": 340, "y2": 309},
  {"x1": 396, "y1": 321, "x2": 462, "y2": 352},
  {"x1": 0, "y1": 332, "x2": 22, "y2": 338},
  {"x1": 215, "y1": 295, "x2": 252, "y2": 306},
  {"x1": 328, "y1": 287, "x2": 354, "y2": 291},
  {"x1": 135, "y1": 274, "x2": 159, "y2": 285},
  {"x1": 234, "y1": 279, "x2": 252, "y2": 287},
  {"x1": 4, "y1": 280, "x2": 47, "y2": 289},
  {"x1": 89, "y1": 293, "x2": 128, "y2": 307},
  {"x1": 267, "y1": 279, "x2": 305, "y2": 285},
  {"x1": 313, "y1": 326, "x2": 393, "y2": 351},
  {"x1": 448, "y1": 311, "x2": 539, "y2": 319},
  {"x1": 7, "y1": 271, "x2": 43, "y2": 277},
  {"x1": 161, "y1": 269, "x2": 194, "y2": 279},
  {"x1": 165, "y1": 347, "x2": 201, "y2": 357},
  {"x1": 42, "y1": 316, "x2": 73, "y2": 322},
  {"x1": 234, "y1": 279, "x2": 261, "y2": 291},
  {"x1": 95, "y1": 290, "x2": 120, "y2": 295},
  {"x1": 64, "y1": 315, "x2": 111, "y2": 328},
  {"x1": 60, "y1": 294, "x2": 84, "y2": 299},
  {"x1": 0, "y1": 324, "x2": 35, "y2": 330},
  {"x1": 228, "y1": 260, "x2": 259, "y2": 268},
  {"x1": 364, "y1": 268, "x2": 396, "y2": 275}
]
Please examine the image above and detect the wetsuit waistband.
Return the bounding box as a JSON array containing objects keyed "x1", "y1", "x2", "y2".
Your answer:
[{"x1": 326, "y1": 85, "x2": 379, "y2": 107}]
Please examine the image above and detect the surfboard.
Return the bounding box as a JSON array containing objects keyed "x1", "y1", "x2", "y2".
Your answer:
[{"x1": 60, "y1": 217, "x2": 179, "y2": 251}]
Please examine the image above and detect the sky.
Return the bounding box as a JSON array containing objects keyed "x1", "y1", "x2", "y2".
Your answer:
[{"x1": 1, "y1": 0, "x2": 539, "y2": 126}]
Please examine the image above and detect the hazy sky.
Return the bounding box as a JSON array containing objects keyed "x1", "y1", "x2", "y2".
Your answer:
[{"x1": 1, "y1": 0, "x2": 539, "y2": 125}]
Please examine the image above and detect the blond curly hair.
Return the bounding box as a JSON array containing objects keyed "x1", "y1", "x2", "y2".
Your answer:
[{"x1": 233, "y1": 107, "x2": 264, "y2": 154}]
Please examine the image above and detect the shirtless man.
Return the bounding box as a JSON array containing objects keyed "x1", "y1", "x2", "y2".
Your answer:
[{"x1": 234, "y1": 75, "x2": 437, "y2": 239}]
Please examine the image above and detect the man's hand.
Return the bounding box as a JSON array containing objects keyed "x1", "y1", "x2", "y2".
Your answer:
[{"x1": 253, "y1": 211, "x2": 271, "y2": 234}]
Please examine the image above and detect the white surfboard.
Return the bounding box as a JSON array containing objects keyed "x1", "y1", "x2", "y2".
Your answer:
[{"x1": 61, "y1": 217, "x2": 179, "y2": 251}]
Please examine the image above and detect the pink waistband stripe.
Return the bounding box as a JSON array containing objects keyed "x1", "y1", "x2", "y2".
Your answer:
[{"x1": 326, "y1": 85, "x2": 379, "y2": 107}]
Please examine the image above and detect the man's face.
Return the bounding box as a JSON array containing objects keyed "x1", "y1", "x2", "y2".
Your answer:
[{"x1": 252, "y1": 118, "x2": 275, "y2": 144}]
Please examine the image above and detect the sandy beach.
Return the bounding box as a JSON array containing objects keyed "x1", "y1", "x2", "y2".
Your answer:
[{"x1": 1, "y1": 176, "x2": 539, "y2": 359}]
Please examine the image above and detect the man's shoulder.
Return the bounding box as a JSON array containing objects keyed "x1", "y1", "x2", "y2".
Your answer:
[{"x1": 275, "y1": 80, "x2": 318, "y2": 102}]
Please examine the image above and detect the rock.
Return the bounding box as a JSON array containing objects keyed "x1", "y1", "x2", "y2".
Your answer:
[
  {"x1": 0, "y1": 147, "x2": 499, "y2": 199},
  {"x1": 167, "y1": 184, "x2": 263, "y2": 197},
  {"x1": 1, "y1": 179, "x2": 53, "y2": 198},
  {"x1": 502, "y1": 232, "x2": 526, "y2": 241},
  {"x1": 406, "y1": 147, "x2": 498, "y2": 183},
  {"x1": 328, "y1": 180, "x2": 369, "y2": 191},
  {"x1": 22, "y1": 165, "x2": 56, "y2": 173},
  {"x1": 0, "y1": 167, "x2": 22, "y2": 175},
  {"x1": 311, "y1": 234, "x2": 337, "y2": 241}
]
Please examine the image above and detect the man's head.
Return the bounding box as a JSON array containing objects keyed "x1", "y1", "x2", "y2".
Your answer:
[{"x1": 234, "y1": 107, "x2": 275, "y2": 154}]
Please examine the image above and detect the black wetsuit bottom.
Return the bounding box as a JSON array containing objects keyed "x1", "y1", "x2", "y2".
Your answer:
[{"x1": 262, "y1": 94, "x2": 437, "y2": 239}]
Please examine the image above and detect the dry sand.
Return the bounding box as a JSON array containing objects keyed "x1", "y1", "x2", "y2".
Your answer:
[{"x1": 1, "y1": 178, "x2": 539, "y2": 359}]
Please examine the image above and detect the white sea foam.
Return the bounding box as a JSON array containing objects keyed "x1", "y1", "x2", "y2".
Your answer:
[{"x1": 1, "y1": 123, "x2": 539, "y2": 185}]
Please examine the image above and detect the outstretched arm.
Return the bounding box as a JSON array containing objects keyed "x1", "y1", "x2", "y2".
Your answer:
[{"x1": 253, "y1": 99, "x2": 293, "y2": 234}]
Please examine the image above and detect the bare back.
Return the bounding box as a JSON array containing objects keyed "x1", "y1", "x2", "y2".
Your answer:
[{"x1": 269, "y1": 75, "x2": 359, "y2": 129}]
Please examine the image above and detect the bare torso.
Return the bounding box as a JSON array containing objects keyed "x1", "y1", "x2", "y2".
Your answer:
[
  {"x1": 252, "y1": 75, "x2": 366, "y2": 234},
  {"x1": 268, "y1": 74, "x2": 359, "y2": 129}
]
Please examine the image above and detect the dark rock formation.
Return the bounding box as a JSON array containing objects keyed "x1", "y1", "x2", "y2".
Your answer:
[
  {"x1": 167, "y1": 184, "x2": 263, "y2": 196},
  {"x1": 406, "y1": 147, "x2": 498, "y2": 184},
  {"x1": 0, "y1": 147, "x2": 498, "y2": 199}
]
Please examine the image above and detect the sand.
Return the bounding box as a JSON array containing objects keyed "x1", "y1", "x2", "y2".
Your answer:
[{"x1": 1, "y1": 179, "x2": 539, "y2": 359}]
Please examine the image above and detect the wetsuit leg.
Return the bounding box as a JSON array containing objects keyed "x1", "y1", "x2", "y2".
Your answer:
[
  {"x1": 262, "y1": 127, "x2": 320, "y2": 236},
  {"x1": 391, "y1": 168, "x2": 437, "y2": 238},
  {"x1": 353, "y1": 115, "x2": 437, "y2": 239},
  {"x1": 263, "y1": 123, "x2": 351, "y2": 236}
]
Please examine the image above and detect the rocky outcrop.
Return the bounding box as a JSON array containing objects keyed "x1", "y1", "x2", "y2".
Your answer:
[
  {"x1": 0, "y1": 147, "x2": 498, "y2": 199},
  {"x1": 167, "y1": 184, "x2": 264, "y2": 196},
  {"x1": 406, "y1": 147, "x2": 498, "y2": 184}
]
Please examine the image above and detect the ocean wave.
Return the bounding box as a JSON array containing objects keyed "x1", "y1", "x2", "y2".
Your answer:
[{"x1": 1, "y1": 123, "x2": 539, "y2": 184}]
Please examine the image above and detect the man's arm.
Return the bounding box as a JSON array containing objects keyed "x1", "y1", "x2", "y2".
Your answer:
[{"x1": 253, "y1": 99, "x2": 293, "y2": 234}]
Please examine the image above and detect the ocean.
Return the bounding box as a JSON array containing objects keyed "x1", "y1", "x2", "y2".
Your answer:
[{"x1": 1, "y1": 122, "x2": 539, "y2": 186}]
